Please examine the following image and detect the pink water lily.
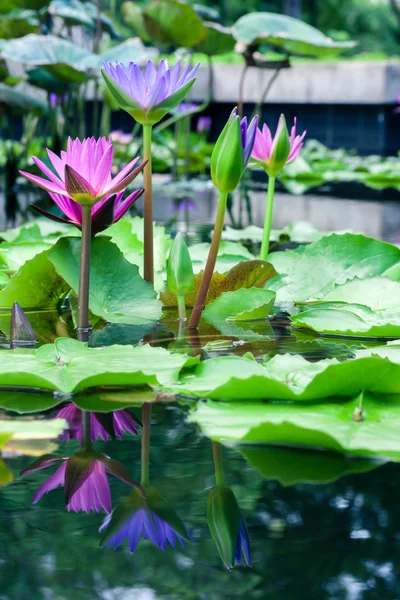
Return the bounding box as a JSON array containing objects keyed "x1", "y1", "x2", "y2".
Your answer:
[
  {"x1": 20, "y1": 136, "x2": 146, "y2": 208},
  {"x1": 252, "y1": 116, "x2": 306, "y2": 175},
  {"x1": 21, "y1": 450, "x2": 141, "y2": 513}
]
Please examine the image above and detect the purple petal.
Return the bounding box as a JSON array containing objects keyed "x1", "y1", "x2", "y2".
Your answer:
[
  {"x1": 93, "y1": 144, "x2": 114, "y2": 194},
  {"x1": 32, "y1": 461, "x2": 67, "y2": 504},
  {"x1": 113, "y1": 189, "x2": 144, "y2": 222},
  {"x1": 67, "y1": 460, "x2": 111, "y2": 513},
  {"x1": 113, "y1": 409, "x2": 141, "y2": 439},
  {"x1": 20, "y1": 170, "x2": 67, "y2": 194},
  {"x1": 32, "y1": 157, "x2": 63, "y2": 185}
]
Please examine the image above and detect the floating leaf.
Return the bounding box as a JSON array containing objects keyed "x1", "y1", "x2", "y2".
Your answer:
[
  {"x1": 0, "y1": 241, "x2": 51, "y2": 271},
  {"x1": 191, "y1": 395, "x2": 400, "y2": 461},
  {"x1": 189, "y1": 241, "x2": 254, "y2": 274},
  {"x1": 268, "y1": 234, "x2": 400, "y2": 304},
  {"x1": 321, "y1": 276, "x2": 400, "y2": 310},
  {"x1": 291, "y1": 302, "x2": 400, "y2": 338},
  {"x1": 0, "y1": 250, "x2": 68, "y2": 310},
  {"x1": 161, "y1": 259, "x2": 277, "y2": 307},
  {"x1": 203, "y1": 288, "x2": 276, "y2": 323},
  {"x1": 0, "y1": 337, "x2": 198, "y2": 392},
  {"x1": 166, "y1": 347, "x2": 400, "y2": 401},
  {"x1": 48, "y1": 237, "x2": 162, "y2": 324}
]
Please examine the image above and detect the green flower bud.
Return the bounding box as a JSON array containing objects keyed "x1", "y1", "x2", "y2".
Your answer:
[
  {"x1": 267, "y1": 114, "x2": 291, "y2": 176},
  {"x1": 211, "y1": 112, "x2": 244, "y2": 193},
  {"x1": 167, "y1": 232, "x2": 194, "y2": 297},
  {"x1": 207, "y1": 486, "x2": 241, "y2": 569}
]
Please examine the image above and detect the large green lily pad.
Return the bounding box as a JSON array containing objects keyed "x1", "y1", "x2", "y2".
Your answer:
[
  {"x1": 48, "y1": 236, "x2": 162, "y2": 324},
  {"x1": 143, "y1": 0, "x2": 207, "y2": 48},
  {"x1": 0, "y1": 337, "x2": 198, "y2": 392}
]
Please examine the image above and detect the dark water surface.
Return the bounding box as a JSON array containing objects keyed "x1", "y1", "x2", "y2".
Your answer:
[{"x1": 1, "y1": 402, "x2": 400, "y2": 600}]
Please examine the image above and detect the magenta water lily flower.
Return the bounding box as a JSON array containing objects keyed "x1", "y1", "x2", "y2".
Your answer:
[
  {"x1": 21, "y1": 450, "x2": 141, "y2": 513},
  {"x1": 252, "y1": 115, "x2": 306, "y2": 176},
  {"x1": 20, "y1": 136, "x2": 146, "y2": 208},
  {"x1": 102, "y1": 59, "x2": 200, "y2": 125},
  {"x1": 56, "y1": 404, "x2": 141, "y2": 443},
  {"x1": 100, "y1": 487, "x2": 192, "y2": 552}
]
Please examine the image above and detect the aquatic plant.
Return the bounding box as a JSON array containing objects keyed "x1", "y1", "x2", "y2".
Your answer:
[
  {"x1": 166, "y1": 232, "x2": 194, "y2": 321},
  {"x1": 102, "y1": 59, "x2": 199, "y2": 284},
  {"x1": 189, "y1": 108, "x2": 258, "y2": 328},
  {"x1": 251, "y1": 116, "x2": 306, "y2": 259},
  {"x1": 56, "y1": 404, "x2": 141, "y2": 442}
]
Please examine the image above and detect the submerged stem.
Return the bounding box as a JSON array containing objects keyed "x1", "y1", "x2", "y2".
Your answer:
[
  {"x1": 141, "y1": 402, "x2": 152, "y2": 486},
  {"x1": 189, "y1": 191, "x2": 228, "y2": 329},
  {"x1": 260, "y1": 176, "x2": 276, "y2": 261},
  {"x1": 212, "y1": 440, "x2": 225, "y2": 487},
  {"x1": 177, "y1": 295, "x2": 186, "y2": 321},
  {"x1": 143, "y1": 124, "x2": 154, "y2": 285},
  {"x1": 81, "y1": 410, "x2": 92, "y2": 451},
  {"x1": 77, "y1": 206, "x2": 92, "y2": 331}
]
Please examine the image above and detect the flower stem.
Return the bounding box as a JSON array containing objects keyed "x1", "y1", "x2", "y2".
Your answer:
[
  {"x1": 212, "y1": 440, "x2": 225, "y2": 487},
  {"x1": 143, "y1": 124, "x2": 154, "y2": 285},
  {"x1": 189, "y1": 191, "x2": 228, "y2": 329},
  {"x1": 81, "y1": 410, "x2": 92, "y2": 451},
  {"x1": 141, "y1": 402, "x2": 152, "y2": 487},
  {"x1": 260, "y1": 175, "x2": 276, "y2": 261},
  {"x1": 78, "y1": 206, "x2": 92, "y2": 331},
  {"x1": 177, "y1": 295, "x2": 186, "y2": 321}
]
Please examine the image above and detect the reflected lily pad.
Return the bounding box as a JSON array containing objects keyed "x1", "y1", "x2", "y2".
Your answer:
[{"x1": 240, "y1": 446, "x2": 383, "y2": 486}]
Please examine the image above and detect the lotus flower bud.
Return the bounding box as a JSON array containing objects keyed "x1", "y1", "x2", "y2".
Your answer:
[
  {"x1": 10, "y1": 302, "x2": 36, "y2": 348},
  {"x1": 207, "y1": 485, "x2": 251, "y2": 569},
  {"x1": 267, "y1": 115, "x2": 291, "y2": 176},
  {"x1": 167, "y1": 233, "x2": 194, "y2": 297},
  {"x1": 211, "y1": 112, "x2": 244, "y2": 193}
]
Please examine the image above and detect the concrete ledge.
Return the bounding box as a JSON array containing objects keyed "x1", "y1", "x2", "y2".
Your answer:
[{"x1": 191, "y1": 62, "x2": 400, "y2": 105}]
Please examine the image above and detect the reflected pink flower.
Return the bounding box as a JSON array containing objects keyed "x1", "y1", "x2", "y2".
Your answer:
[
  {"x1": 252, "y1": 116, "x2": 306, "y2": 172},
  {"x1": 56, "y1": 403, "x2": 141, "y2": 443},
  {"x1": 21, "y1": 451, "x2": 141, "y2": 513},
  {"x1": 110, "y1": 130, "x2": 133, "y2": 144}
]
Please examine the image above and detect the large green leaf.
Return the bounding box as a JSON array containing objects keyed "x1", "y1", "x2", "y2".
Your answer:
[
  {"x1": 0, "y1": 9, "x2": 39, "y2": 39},
  {"x1": 291, "y1": 302, "x2": 400, "y2": 338},
  {"x1": 1, "y1": 34, "x2": 97, "y2": 83},
  {"x1": 143, "y1": 0, "x2": 207, "y2": 48},
  {"x1": 0, "y1": 241, "x2": 51, "y2": 271},
  {"x1": 268, "y1": 234, "x2": 400, "y2": 304},
  {"x1": 195, "y1": 22, "x2": 235, "y2": 56},
  {"x1": 321, "y1": 276, "x2": 400, "y2": 310},
  {"x1": 190, "y1": 395, "x2": 400, "y2": 461},
  {"x1": 48, "y1": 236, "x2": 162, "y2": 324},
  {"x1": 121, "y1": 1, "x2": 151, "y2": 41},
  {"x1": 0, "y1": 82, "x2": 47, "y2": 113},
  {"x1": 0, "y1": 391, "x2": 62, "y2": 413},
  {"x1": 233, "y1": 12, "x2": 356, "y2": 57},
  {"x1": 0, "y1": 337, "x2": 198, "y2": 392},
  {"x1": 0, "y1": 250, "x2": 67, "y2": 310},
  {"x1": 166, "y1": 346, "x2": 400, "y2": 400},
  {"x1": 203, "y1": 288, "x2": 276, "y2": 323},
  {"x1": 240, "y1": 446, "x2": 383, "y2": 486},
  {"x1": 189, "y1": 241, "x2": 254, "y2": 274}
]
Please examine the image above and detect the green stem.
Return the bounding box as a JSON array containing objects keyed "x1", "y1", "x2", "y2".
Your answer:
[
  {"x1": 100, "y1": 101, "x2": 111, "y2": 137},
  {"x1": 141, "y1": 402, "x2": 152, "y2": 486},
  {"x1": 143, "y1": 124, "x2": 154, "y2": 284},
  {"x1": 81, "y1": 410, "x2": 92, "y2": 451},
  {"x1": 212, "y1": 440, "x2": 224, "y2": 487},
  {"x1": 177, "y1": 295, "x2": 186, "y2": 321},
  {"x1": 78, "y1": 206, "x2": 92, "y2": 332},
  {"x1": 260, "y1": 176, "x2": 276, "y2": 261},
  {"x1": 189, "y1": 191, "x2": 228, "y2": 329}
]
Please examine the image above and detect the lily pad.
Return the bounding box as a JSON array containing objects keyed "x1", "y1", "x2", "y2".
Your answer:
[
  {"x1": 189, "y1": 241, "x2": 254, "y2": 274},
  {"x1": 195, "y1": 22, "x2": 235, "y2": 56},
  {"x1": 166, "y1": 347, "x2": 400, "y2": 401},
  {"x1": 291, "y1": 302, "x2": 400, "y2": 338},
  {"x1": 321, "y1": 276, "x2": 400, "y2": 310},
  {"x1": 143, "y1": 0, "x2": 207, "y2": 48},
  {"x1": 0, "y1": 241, "x2": 51, "y2": 271},
  {"x1": 48, "y1": 236, "x2": 162, "y2": 324},
  {"x1": 0, "y1": 337, "x2": 198, "y2": 392},
  {"x1": 160, "y1": 260, "x2": 277, "y2": 307},
  {"x1": 268, "y1": 234, "x2": 400, "y2": 304},
  {"x1": 203, "y1": 288, "x2": 276, "y2": 323},
  {"x1": 190, "y1": 395, "x2": 400, "y2": 461}
]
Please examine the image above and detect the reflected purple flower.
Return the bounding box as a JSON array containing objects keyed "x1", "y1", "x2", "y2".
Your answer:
[
  {"x1": 235, "y1": 514, "x2": 252, "y2": 566},
  {"x1": 56, "y1": 403, "x2": 141, "y2": 443},
  {"x1": 100, "y1": 487, "x2": 192, "y2": 553}
]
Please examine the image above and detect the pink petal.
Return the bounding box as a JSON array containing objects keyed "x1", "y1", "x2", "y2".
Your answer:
[
  {"x1": 103, "y1": 156, "x2": 140, "y2": 193},
  {"x1": 32, "y1": 157, "x2": 63, "y2": 185},
  {"x1": 67, "y1": 461, "x2": 111, "y2": 513},
  {"x1": 47, "y1": 149, "x2": 66, "y2": 180},
  {"x1": 20, "y1": 171, "x2": 68, "y2": 195},
  {"x1": 93, "y1": 144, "x2": 114, "y2": 194},
  {"x1": 113, "y1": 189, "x2": 144, "y2": 222}
]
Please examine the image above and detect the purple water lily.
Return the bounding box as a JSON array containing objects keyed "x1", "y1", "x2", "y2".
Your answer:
[
  {"x1": 56, "y1": 404, "x2": 141, "y2": 443},
  {"x1": 100, "y1": 487, "x2": 192, "y2": 552},
  {"x1": 103, "y1": 59, "x2": 199, "y2": 111},
  {"x1": 20, "y1": 136, "x2": 146, "y2": 208},
  {"x1": 234, "y1": 108, "x2": 259, "y2": 166},
  {"x1": 235, "y1": 514, "x2": 252, "y2": 567},
  {"x1": 252, "y1": 116, "x2": 306, "y2": 170},
  {"x1": 197, "y1": 116, "x2": 211, "y2": 134},
  {"x1": 21, "y1": 450, "x2": 140, "y2": 513}
]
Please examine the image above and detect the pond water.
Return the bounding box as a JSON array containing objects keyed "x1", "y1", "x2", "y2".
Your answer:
[{"x1": 2, "y1": 184, "x2": 400, "y2": 599}]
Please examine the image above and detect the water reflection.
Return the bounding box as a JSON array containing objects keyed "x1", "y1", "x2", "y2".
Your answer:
[{"x1": 1, "y1": 402, "x2": 400, "y2": 597}]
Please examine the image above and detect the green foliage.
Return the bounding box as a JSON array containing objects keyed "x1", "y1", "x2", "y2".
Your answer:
[{"x1": 203, "y1": 287, "x2": 276, "y2": 322}]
